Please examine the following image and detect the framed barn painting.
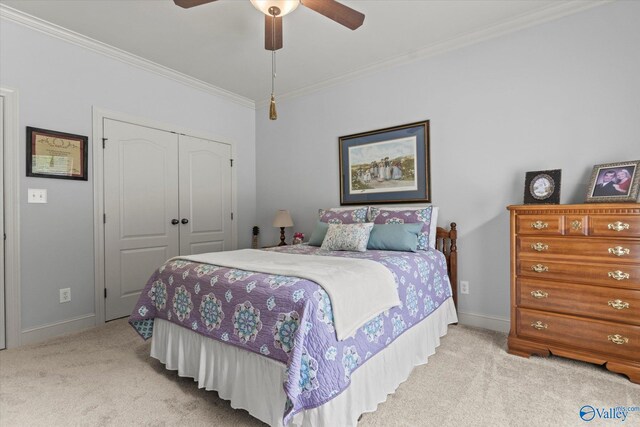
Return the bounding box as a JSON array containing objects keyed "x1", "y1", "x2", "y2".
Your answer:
[{"x1": 339, "y1": 120, "x2": 430, "y2": 205}]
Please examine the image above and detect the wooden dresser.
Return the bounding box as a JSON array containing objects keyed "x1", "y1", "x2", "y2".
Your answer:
[{"x1": 508, "y1": 203, "x2": 640, "y2": 383}]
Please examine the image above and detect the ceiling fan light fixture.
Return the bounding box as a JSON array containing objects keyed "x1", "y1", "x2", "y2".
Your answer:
[{"x1": 250, "y1": 0, "x2": 300, "y2": 17}]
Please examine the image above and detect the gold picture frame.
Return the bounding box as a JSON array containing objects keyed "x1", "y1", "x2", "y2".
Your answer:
[
  {"x1": 585, "y1": 160, "x2": 640, "y2": 203},
  {"x1": 27, "y1": 127, "x2": 88, "y2": 181}
]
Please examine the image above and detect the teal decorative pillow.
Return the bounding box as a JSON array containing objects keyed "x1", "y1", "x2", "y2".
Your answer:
[
  {"x1": 320, "y1": 223, "x2": 374, "y2": 252},
  {"x1": 367, "y1": 223, "x2": 422, "y2": 252},
  {"x1": 308, "y1": 221, "x2": 330, "y2": 246},
  {"x1": 368, "y1": 206, "x2": 433, "y2": 250}
]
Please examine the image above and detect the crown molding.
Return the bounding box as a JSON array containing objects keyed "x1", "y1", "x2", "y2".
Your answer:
[
  {"x1": 0, "y1": 1, "x2": 610, "y2": 111},
  {"x1": 257, "y1": 0, "x2": 611, "y2": 108},
  {"x1": 0, "y1": 5, "x2": 255, "y2": 110}
]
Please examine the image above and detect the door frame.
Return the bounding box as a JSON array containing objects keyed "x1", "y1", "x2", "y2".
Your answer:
[
  {"x1": 1, "y1": 87, "x2": 21, "y2": 348},
  {"x1": 92, "y1": 107, "x2": 238, "y2": 325}
]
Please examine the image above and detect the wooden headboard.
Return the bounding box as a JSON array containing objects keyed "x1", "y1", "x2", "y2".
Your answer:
[{"x1": 435, "y1": 222, "x2": 458, "y2": 310}]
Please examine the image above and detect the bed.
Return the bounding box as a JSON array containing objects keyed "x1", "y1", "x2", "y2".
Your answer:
[{"x1": 129, "y1": 207, "x2": 458, "y2": 427}]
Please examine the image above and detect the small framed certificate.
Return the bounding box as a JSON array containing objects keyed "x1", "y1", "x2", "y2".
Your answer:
[{"x1": 27, "y1": 127, "x2": 88, "y2": 181}]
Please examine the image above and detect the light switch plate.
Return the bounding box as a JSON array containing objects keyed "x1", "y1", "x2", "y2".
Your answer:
[{"x1": 28, "y1": 188, "x2": 47, "y2": 204}]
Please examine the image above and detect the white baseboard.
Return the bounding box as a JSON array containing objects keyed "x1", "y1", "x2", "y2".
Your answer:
[
  {"x1": 20, "y1": 313, "x2": 96, "y2": 346},
  {"x1": 457, "y1": 310, "x2": 510, "y2": 333}
]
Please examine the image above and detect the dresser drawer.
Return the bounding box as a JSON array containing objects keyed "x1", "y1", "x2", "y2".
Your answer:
[
  {"x1": 518, "y1": 236, "x2": 640, "y2": 262},
  {"x1": 517, "y1": 308, "x2": 640, "y2": 360},
  {"x1": 518, "y1": 278, "x2": 640, "y2": 325},
  {"x1": 590, "y1": 215, "x2": 640, "y2": 238},
  {"x1": 516, "y1": 214, "x2": 564, "y2": 235},
  {"x1": 518, "y1": 258, "x2": 640, "y2": 289}
]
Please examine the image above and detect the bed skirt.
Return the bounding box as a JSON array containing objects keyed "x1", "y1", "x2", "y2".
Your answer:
[{"x1": 150, "y1": 297, "x2": 458, "y2": 427}]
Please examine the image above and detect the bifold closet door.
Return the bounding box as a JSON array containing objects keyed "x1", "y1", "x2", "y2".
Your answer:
[
  {"x1": 178, "y1": 135, "x2": 232, "y2": 255},
  {"x1": 103, "y1": 119, "x2": 179, "y2": 321}
]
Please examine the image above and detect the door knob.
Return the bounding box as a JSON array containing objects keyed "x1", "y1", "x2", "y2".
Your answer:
[
  {"x1": 171, "y1": 219, "x2": 179, "y2": 225},
  {"x1": 181, "y1": 218, "x2": 189, "y2": 224}
]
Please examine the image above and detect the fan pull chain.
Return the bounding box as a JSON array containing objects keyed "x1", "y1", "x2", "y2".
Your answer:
[{"x1": 269, "y1": 10, "x2": 278, "y2": 120}]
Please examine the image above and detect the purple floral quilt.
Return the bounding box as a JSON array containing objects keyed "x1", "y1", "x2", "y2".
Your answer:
[{"x1": 129, "y1": 245, "x2": 454, "y2": 424}]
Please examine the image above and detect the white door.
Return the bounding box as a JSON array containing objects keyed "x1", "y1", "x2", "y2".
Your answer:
[
  {"x1": 178, "y1": 135, "x2": 232, "y2": 255},
  {"x1": 103, "y1": 119, "x2": 179, "y2": 320},
  {"x1": 0, "y1": 96, "x2": 5, "y2": 349}
]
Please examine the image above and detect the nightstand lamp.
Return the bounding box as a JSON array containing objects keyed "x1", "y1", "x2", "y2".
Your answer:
[{"x1": 272, "y1": 210, "x2": 293, "y2": 246}]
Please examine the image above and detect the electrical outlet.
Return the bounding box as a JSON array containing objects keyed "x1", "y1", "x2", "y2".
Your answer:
[
  {"x1": 59, "y1": 288, "x2": 71, "y2": 303},
  {"x1": 460, "y1": 281, "x2": 470, "y2": 295}
]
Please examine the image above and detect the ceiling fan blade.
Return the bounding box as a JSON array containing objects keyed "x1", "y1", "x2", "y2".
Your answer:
[
  {"x1": 173, "y1": 0, "x2": 218, "y2": 9},
  {"x1": 265, "y1": 15, "x2": 283, "y2": 51},
  {"x1": 301, "y1": 0, "x2": 364, "y2": 30}
]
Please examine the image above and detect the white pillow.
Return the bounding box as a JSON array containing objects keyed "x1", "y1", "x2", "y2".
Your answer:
[
  {"x1": 430, "y1": 206, "x2": 439, "y2": 249},
  {"x1": 320, "y1": 223, "x2": 374, "y2": 252}
]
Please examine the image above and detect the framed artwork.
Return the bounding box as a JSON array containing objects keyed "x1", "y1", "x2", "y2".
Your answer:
[
  {"x1": 27, "y1": 126, "x2": 88, "y2": 181},
  {"x1": 524, "y1": 169, "x2": 561, "y2": 204},
  {"x1": 585, "y1": 160, "x2": 640, "y2": 203},
  {"x1": 339, "y1": 120, "x2": 430, "y2": 205}
]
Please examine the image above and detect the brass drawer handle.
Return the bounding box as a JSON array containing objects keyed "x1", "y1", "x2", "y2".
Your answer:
[
  {"x1": 531, "y1": 221, "x2": 548, "y2": 230},
  {"x1": 608, "y1": 299, "x2": 630, "y2": 310},
  {"x1": 607, "y1": 334, "x2": 629, "y2": 345},
  {"x1": 531, "y1": 321, "x2": 548, "y2": 330},
  {"x1": 571, "y1": 220, "x2": 582, "y2": 230},
  {"x1": 531, "y1": 290, "x2": 548, "y2": 299},
  {"x1": 531, "y1": 242, "x2": 549, "y2": 252},
  {"x1": 608, "y1": 246, "x2": 630, "y2": 257},
  {"x1": 531, "y1": 264, "x2": 549, "y2": 273},
  {"x1": 608, "y1": 270, "x2": 630, "y2": 281},
  {"x1": 608, "y1": 221, "x2": 630, "y2": 232}
]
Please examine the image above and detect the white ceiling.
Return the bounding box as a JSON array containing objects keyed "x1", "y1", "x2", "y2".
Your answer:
[{"x1": 1, "y1": 0, "x2": 604, "y2": 103}]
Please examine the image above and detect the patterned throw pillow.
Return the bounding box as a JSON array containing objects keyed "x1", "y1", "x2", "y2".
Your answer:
[
  {"x1": 368, "y1": 206, "x2": 433, "y2": 250},
  {"x1": 319, "y1": 207, "x2": 368, "y2": 224},
  {"x1": 320, "y1": 223, "x2": 374, "y2": 252}
]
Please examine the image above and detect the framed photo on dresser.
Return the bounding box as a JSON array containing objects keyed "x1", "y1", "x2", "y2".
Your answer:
[
  {"x1": 523, "y1": 169, "x2": 561, "y2": 204},
  {"x1": 585, "y1": 160, "x2": 640, "y2": 203}
]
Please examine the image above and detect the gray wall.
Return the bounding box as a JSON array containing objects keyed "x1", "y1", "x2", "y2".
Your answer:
[
  {"x1": 0, "y1": 19, "x2": 256, "y2": 330},
  {"x1": 255, "y1": 1, "x2": 640, "y2": 327}
]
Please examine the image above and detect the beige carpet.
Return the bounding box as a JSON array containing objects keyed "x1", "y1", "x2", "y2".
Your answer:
[{"x1": 0, "y1": 319, "x2": 637, "y2": 426}]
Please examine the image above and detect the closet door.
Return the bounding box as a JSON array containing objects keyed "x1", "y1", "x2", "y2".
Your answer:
[
  {"x1": 103, "y1": 119, "x2": 179, "y2": 321},
  {"x1": 178, "y1": 135, "x2": 232, "y2": 255}
]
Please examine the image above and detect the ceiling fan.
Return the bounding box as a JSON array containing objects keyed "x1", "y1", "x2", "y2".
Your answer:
[
  {"x1": 174, "y1": 0, "x2": 365, "y2": 120},
  {"x1": 174, "y1": 1, "x2": 365, "y2": 50}
]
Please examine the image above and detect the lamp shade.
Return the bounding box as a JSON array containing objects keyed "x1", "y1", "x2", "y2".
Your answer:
[
  {"x1": 272, "y1": 210, "x2": 294, "y2": 228},
  {"x1": 250, "y1": 0, "x2": 299, "y2": 17}
]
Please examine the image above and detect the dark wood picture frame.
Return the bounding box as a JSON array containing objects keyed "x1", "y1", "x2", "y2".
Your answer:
[
  {"x1": 523, "y1": 169, "x2": 561, "y2": 204},
  {"x1": 339, "y1": 120, "x2": 430, "y2": 205},
  {"x1": 585, "y1": 160, "x2": 640, "y2": 203},
  {"x1": 27, "y1": 127, "x2": 88, "y2": 181}
]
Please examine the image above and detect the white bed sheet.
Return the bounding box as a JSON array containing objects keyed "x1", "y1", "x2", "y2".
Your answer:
[{"x1": 150, "y1": 297, "x2": 458, "y2": 427}]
